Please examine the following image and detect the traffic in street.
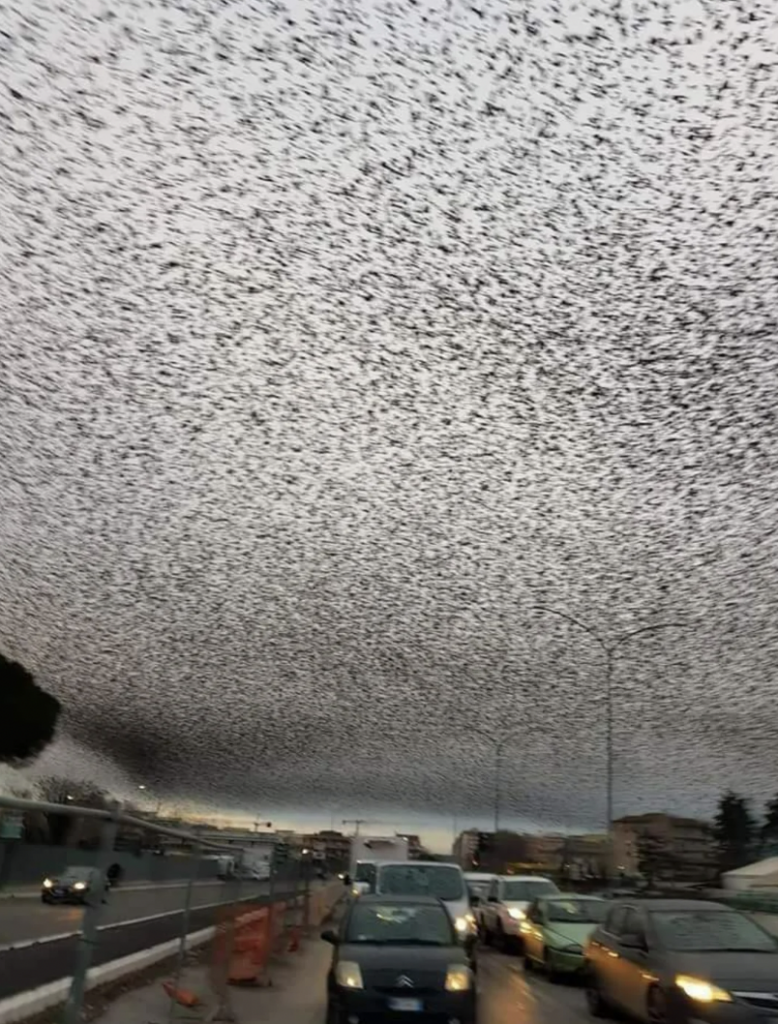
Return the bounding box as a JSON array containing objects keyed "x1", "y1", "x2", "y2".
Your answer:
[{"x1": 0, "y1": 878, "x2": 272, "y2": 947}]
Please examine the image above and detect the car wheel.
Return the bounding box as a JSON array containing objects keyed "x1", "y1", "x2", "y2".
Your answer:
[
  {"x1": 647, "y1": 986, "x2": 675, "y2": 1024},
  {"x1": 585, "y1": 969, "x2": 610, "y2": 1018},
  {"x1": 543, "y1": 948, "x2": 560, "y2": 983},
  {"x1": 523, "y1": 951, "x2": 535, "y2": 972},
  {"x1": 482, "y1": 924, "x2": 493, "y2": 947},
  {"x1": 41, "y1": 895, "x2": 50, "y2": 904},
  {"x1": 324, "y1": 1000, "x2": 341, "y2": 1024}
]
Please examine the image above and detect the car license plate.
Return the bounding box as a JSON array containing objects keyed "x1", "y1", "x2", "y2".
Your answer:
[{"x1": 387, "y1": 997, "x2": 422, "y2": 1012}]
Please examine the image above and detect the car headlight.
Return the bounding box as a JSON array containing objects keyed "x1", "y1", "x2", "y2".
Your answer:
[
  {"x1": 335, "y1": 962, "x2": 364, "y2": 989},
  {"x1": 42, "y1": 879, "x2": 54, "y2": 889},
  {"x1": 675, "y1": 976, "x2": 732, "y2": 1003},
  {"x1": 455, "y1": 913, "x2": 476, "y2": 933},
  {"x1": 73, "y1": 882, "x2": 87, "y2": 891},
  {"x1": 445, "y1": 965, "x2": 472, "y2": 992},
  {"x1": 508, "y1": 908, "x2": 526, "y2": 920}
]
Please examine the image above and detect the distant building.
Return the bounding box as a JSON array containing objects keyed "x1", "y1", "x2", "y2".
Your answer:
[
  {"x1": 300, "y1": 830, "x2": 351, "y2": 868},
  {"x1": 453, "y1": 829, "x2": 479, "y2": 869},
  {"x1": 723, "y1": 857, "x2": 778, "y2": 891},
  {"x1": 612, "y1": 813, "x2": 716, "y2": 882},
  {"x1": 396, "y1": 833, "x2": 423, "y2": 859}
]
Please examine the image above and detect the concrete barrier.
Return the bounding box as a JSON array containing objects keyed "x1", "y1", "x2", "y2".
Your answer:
[{"x1": 0, "y1": 927, "x2": 215, "y2": 1024}]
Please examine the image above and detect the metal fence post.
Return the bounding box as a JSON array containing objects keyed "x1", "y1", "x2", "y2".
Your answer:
[
  {"x1": 267, "y1": 845, "x2": 275, "y2": 906},
  {"x1": 302, "y1": 855, "x2": 311, "y2": 931},
  {"x1": 166, "y1": 843, "x2": 201, "y2": 1024},
  {"x1": 62, "y1": 802, "x2": 120, "y2": 1024}
]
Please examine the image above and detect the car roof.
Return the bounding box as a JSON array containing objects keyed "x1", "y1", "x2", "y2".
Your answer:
[
  {"x1": 543, "y1": 892, "x2": 604, "y2": 901},
  {"x1": 376, "y1": 860, "x2": 461, "y2": 869},
  {"x1": 612, "y1": 898, "x2": 729, "y2": 912},
  {"x1": 465, "y1": 872, "x2": 495, "y2": 879},
  {"x1": 499, "y1": 874, "x2": 555, "y2": 881},
  {"x1": 354, "y1": 893, "x2": 444, "y2": 906}
]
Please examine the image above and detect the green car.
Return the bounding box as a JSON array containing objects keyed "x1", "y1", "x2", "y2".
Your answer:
[{"x1": 521, "y1": 894, "x2": 608, "y2": 980}]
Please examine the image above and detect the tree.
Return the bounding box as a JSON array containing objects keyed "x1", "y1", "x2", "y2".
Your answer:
[
  {"x1": 35, "y1": 776, "x2": 110, "y2": 846},
  {"x1": 761, "y1": 794, "x2": 778, "y2": 855},
  {"x1": 713, "y1": 790, "x2": 757, "y2": 874},
  {"x1": 0, "y1": 652, "x2": 61, "y2": 766}
]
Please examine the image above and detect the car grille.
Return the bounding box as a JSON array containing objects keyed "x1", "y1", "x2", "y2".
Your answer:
[
  {"x1": 364, "y1": 968, "x2": 445, "y2": 994},
  {"x1": 732, "y1": 992, "x2": 778, "y2": 1010}
]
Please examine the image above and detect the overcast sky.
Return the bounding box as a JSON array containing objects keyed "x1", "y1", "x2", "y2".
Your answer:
[{"x1": 3, "y1": 0, "x2": 778, "y2": 851}]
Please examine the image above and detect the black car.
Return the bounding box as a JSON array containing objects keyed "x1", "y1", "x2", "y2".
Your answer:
[
  {"x1": 585, "y1": 897, "x2": 778, "y2": 1023},
  {"x1": 41, "y1": 866, "x2": 109, "y2": 904},
  {"x1": 323, "y1": 893, "x2": 477, "y2": 1024}
]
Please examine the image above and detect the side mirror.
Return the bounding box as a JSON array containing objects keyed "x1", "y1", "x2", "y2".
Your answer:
[
  {"x1": 469, "y1": 895, "x2": 481, "y2": 906},
  {"x1": 488, "y1": 896, "x2": 499, "y2": 903},
  {"x1": 343, "y1": 875, "x2": 351, "y2": 886},
  {"x1": 321, "y1": 929, "x2": 339, "y2": 945}
]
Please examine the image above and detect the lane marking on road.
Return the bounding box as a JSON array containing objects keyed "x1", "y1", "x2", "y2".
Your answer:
[{"x1": 0, "y1": 889, "x2": 270, "y2": 954}]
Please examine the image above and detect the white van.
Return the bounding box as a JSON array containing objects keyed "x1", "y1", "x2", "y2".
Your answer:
[{"x1": 374, "y1": 861, "x2": 476, "y2": 938}]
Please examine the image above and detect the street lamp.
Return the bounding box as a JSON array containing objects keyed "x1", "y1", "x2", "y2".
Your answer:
[
  {"x1": 470, "y1": 727, "x2": 524, "y2": 833},
  {"x1": 532, "y1": 606, "x2": 686, "y2": 835}
]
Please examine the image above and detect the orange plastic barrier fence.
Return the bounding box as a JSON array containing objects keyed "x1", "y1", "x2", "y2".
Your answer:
[{"x1": 227, "y1": 907, "x2": 271, "y2": 984}]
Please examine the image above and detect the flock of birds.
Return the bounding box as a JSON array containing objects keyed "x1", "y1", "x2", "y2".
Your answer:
[{"x1": 2, "y1": 0, "x2": 778, "y2": 830}]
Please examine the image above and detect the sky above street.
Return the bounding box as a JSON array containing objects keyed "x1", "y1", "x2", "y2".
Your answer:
[{"x1": 2, "y1": 0, "x2": 778, "y2": 846}]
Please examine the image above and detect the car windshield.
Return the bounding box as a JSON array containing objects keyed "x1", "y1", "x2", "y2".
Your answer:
[
  {"x1": 546, "y1": 898, "x2": 607, "y2": 923},
  {"x1": 60, "y1": 867, "x2": 93, "y2": 882},
  {"x1": 346, "y1": 902, "x2": 454, "y2": 945},
  {"x1": 379, "y1": 865, "x2": 465, "y2": 901},
  {"x1": 651, "y1": 910, "x2": 777, "y2": 952},
  {"x1": 502, "y1": 879, "x2": 558, "y2": 901}
]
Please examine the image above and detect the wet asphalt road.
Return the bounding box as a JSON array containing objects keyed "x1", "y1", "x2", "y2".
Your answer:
[{"x1": 0, "y1": 880, "x2": 273, "y2": 946}]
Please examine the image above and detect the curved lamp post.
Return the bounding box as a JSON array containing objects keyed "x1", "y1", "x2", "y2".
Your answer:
[
  {"x1": 532, "y1": 606, "x2": 686, "y2": 834},
  {"x1": 470, "y1": 726, "x2": 525, "y2": 833}
]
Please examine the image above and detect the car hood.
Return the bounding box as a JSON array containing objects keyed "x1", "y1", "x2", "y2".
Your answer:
[
  {"x1": 340, "y1": 943, "x2": 467, "y2": 970},
  {"x1": 546, "y1": 923, "x2": 596, "y2": 948},
  {"x1": 671, "y1": 950, "x2": 778, "y2": 989}
]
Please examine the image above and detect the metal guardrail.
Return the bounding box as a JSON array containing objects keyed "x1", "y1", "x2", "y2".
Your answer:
[{"x1": 0, "y1": 793, "x2": 286, "y2": 1024}]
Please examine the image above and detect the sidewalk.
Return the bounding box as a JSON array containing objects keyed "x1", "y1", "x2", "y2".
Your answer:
[
  {"x1": 0, "y1": 879, "x2": 223, "y2": 900},
  {"x1": 95, "y1": 929, "x2": 332, "y2": 1024}
]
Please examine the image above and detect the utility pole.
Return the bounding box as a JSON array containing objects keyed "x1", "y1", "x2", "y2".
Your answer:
[
  {"x1": 471, "y1": 728, "x2": 523, "y2": 834},
  {"x1": 342, "y1": 819, "x2": 368, "y2": 837}
]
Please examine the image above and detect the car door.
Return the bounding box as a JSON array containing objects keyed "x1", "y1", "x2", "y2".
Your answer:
[
  {"x1": 522, "y1": 900, "x2": 544, "y2": 962},
  {"x1": 484, "y1": 878, "x2": 500, "y2": 934},
  {"x1": 614, "y1": 907, "x2": 653, "y2": 1021},
  {"x1": 588, "y1": 905, "x2": 629, "y2": 1009}
]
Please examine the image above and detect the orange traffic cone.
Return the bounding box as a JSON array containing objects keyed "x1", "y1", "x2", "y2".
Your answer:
[{"x1": 163, "y1": 981, "x2": 200, "y2": 1007}]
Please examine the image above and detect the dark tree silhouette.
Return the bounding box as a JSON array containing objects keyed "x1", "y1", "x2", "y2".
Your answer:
[
  {"x1": 761, "y1": 794, "x2": 778, "y2": 854},
  {"x1": 36, "y1": 776, "x2": 110, "y2": 846},
  {"x1": 0, "y1": 653, "x2": 61, "y2": 766},
  {"x1": 714, "y1": 790, "x2": 757, "y2": 874}
]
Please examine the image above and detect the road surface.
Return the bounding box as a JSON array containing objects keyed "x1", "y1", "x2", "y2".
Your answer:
[
  {"x1": 263, "y1": 939, "x2": 590, "y2": 1024},
  {"x1": 0, "y1": 881, "x2": 300, "y2": 1001},
  {"x1": 0, "y1": 879, "x2": 274, "y2": 946}
]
